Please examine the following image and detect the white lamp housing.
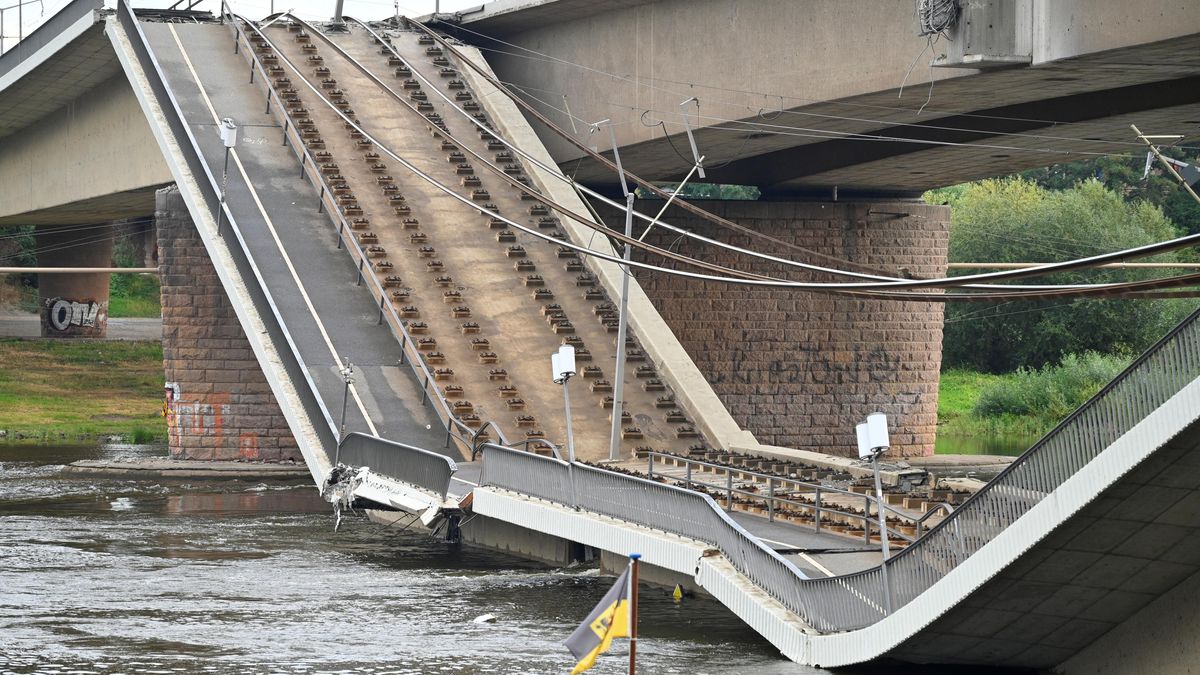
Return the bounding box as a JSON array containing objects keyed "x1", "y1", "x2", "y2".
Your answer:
[
  {"x1": 856, "y1": 422, "x2": 871, "y2": 460},
  {"x1": 219, "y1": 117, "x2": 238, "y2": 148},
  {"x1": 866, "y1": 412, "x2": 890, "y2": 454},
  {"x1": 552, "y1": 345, "x2": 576, "y2": 384}
]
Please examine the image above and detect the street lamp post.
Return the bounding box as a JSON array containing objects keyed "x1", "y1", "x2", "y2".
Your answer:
[
  {"x1": 552, "y1": 344, "x2": 578, "y2": 508},
  {"x1": 857, "y1": 412, "x2": 893, "y2": 614},
  {"x1": 335, "y1": 357, "x2": 354, "y2": 464},
  {"x1": 217, "y1": 118, "x2": 238, "y2": 233}
]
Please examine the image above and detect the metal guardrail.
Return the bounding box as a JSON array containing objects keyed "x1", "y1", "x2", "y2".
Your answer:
[
  {"x1": 478, "y1": 442, "x2": 816, "y2": 620},
  {"x1": 801, "y1": 307, "x2": 1200, "y2": 631},
  {"x1": 645, "y1": 451, "x2": 919, "y2": 545},
  {"x1": 137, "y1": 8, "x2": 1200, "y2": 634},
  {"x1": 338, "y1": 432, "x2": 457, "y2": 499},
  {"x1": 480, "y1": 309, "x2": 1200, "y2": 632},
  {"x1": 117, "y1": 0, "x2": 340, "y2": 460}
]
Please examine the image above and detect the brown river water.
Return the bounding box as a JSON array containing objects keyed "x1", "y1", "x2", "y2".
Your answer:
[{"x1": 0, "y1": 444, "x2": 1020, "y2": 674}]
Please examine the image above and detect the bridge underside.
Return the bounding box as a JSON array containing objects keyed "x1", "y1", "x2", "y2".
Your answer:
[
  {"x1": 451, "y1": 0, "x2": 1200, "y2": 197},
  {"x1": 892, "y1": 414, "x2": 1200, "y2": 669}
]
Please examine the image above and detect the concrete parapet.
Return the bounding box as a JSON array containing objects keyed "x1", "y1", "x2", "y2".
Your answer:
[{"x1": 156, "y1": 186, "x2": 300, "y2": 462}]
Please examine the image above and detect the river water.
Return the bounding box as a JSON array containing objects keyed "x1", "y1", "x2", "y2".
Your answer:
[{"x1": 0, "y1": 444, "x2": 844, "y2": 674}]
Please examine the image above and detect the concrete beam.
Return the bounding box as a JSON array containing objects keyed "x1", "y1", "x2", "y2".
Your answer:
[{"x1": 0, "y1": 73, "x2": 171, "y2": 221}]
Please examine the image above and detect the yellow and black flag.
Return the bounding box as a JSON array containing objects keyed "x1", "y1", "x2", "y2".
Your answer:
[{"x1": 564, "y1": 567, "x2": 631, "y2": 674}]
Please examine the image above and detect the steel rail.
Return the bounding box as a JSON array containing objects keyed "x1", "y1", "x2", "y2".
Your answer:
[
  {"x1": 478, "y1": 308, "x2": 1200, "y2": 631},
  {"x1": 223, "y1": 5, "x2": 523, "y2": 460},
  {"x1": 212, "y1": 15, "x2": 1200, "y2": 300},
  {"x1": 645, "y1": 451, "x2": 917, "y2": 544},
  {"x1": 347, "y1": 17, "x2": 1200, "y2": 301},
  {"x1": 413, "y1": 17, "x2": 1200, "y2": 290}
]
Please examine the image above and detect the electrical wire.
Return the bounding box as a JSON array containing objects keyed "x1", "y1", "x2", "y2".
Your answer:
[
  {"x1": 0, "y1": 221, "x2": 155, "y2": 264},
  {"x1": 436, "y1": 20, "x2": 1200, "y2": 153},
  {"x1": 342, "y1": 15, "x2": 1165, "y2": 295},
  {"x1": 234, "y1": 15, "x2": 1200, "y2": 304},
  {"x1": 397, "y1": 18, "x2": 1200, "y2": 293}
]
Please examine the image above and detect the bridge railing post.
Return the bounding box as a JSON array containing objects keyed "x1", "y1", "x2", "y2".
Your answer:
[
  {"x1": 685, "y1": 462, "x2": 692, "y2": 490},
  {"x1": 864, "y1": 495, "x2": 872, "y2": 545},
  {"x1": 767, "y1": 477, "x2": 775, "y2": 522},
  {"x1": 814, "y1": 487, "x2": 822, "y2": 533},
  {"x1": 725, "y1": 471, "x2": 733, "y2": 509}
]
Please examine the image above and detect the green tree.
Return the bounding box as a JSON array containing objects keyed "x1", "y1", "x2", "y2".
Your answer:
[
  {"x1": 934, "y1": 178, "x2": 1196, "y2": 373},
  {"x1": 1020, "y1": 147, "x2": 1200, "y2": 234}
]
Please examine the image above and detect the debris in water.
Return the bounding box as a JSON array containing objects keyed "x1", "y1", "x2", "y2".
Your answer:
[{"x1": 473, "y1": 614, "x2": 498, "y2": 624}]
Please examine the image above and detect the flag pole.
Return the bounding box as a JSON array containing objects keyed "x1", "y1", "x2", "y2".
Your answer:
[{"x1": 628, "y1": 553, "x2": 640, "y2": 675}]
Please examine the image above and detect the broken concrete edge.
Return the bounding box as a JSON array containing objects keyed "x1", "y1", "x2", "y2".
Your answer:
[
  {"x1": 454, "y1": 44, "x2": 757, "y2": 455},
  {"x1": 62, "y1": 458, "x2": 312, "y2": 480}
]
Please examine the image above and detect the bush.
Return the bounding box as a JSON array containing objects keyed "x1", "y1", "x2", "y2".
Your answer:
[
  {"x1": 973, "y1": 352, "x2": 1131, "y2": 422},
  {"x1": 931, "y1": 178, "x2": 1197, "y2": 372}
]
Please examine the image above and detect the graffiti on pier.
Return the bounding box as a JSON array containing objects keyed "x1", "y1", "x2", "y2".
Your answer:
[{"x1": 43, "y1": 297, "x2": 107, "y2": 332}]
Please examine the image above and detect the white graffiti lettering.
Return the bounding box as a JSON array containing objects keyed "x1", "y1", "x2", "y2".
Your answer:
[{"x1": 46, "y1": 298, "x2": 106, "y2": 331}]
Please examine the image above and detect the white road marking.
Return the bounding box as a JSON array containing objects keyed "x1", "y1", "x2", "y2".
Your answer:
[
  {"x1": 798, "y1": 552, "x2": 836, "y2": 578},
  {"x1": 169, "y1": 25, "x2": 378, "y2": 436}
]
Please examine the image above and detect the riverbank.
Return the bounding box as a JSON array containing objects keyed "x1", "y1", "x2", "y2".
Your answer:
[{"x1": 0, "y1": 338, "x2": 166, "y2": 443}]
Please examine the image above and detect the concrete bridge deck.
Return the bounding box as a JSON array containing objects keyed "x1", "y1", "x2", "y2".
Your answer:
[
  {"x1": 5, "y1": 1, "x2": 1200, "y2": 670},
  {"x1": 142, "y1": 19, "x2": 447, "y2": 451}
]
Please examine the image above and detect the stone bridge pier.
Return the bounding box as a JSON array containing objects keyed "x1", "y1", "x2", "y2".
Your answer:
[
  {"x1": 611, "y1": 198, "x2": 950, "y2": 458},
  {"x1": 155, "y1": 187, "x2": 300, "y2": 462}
]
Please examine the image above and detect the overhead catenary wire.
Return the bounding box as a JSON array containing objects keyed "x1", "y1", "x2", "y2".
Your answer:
[
  {"x1": 236, "y1": 13, "x2": 1200, "y2": 302},
  {"x1": 333, "y1": 15, "x2": 1200, "y2": 297},
  {"x1": 0, "y1": 220, "x2": 156, "y2": 265},
  {"x1": 398, "y1": 17, "x2": 1200, "y2": 293}
]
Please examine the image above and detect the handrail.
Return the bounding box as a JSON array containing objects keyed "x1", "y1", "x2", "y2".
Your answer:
[
  {"x1": 116, "y1": 0, "x2": 340, "y2": 467},
  {"x1": 208, "y1": 12, "x2": 1200, "y2": 634},
  {"x1": 222, "y1": 8, "x2": 514, "y2": 458},
  {"x1": 338, "y1": 431, "x2": 457, "y2": 498},
  {"x1": 914, "y1": 502, "x2": 953, "y2": 538},
  {"x1": 645, "y1": 451, "x2": 916, "y2": 544},
  {"x1": 478, "y1": 442, "x2": 816, "y2": 612},
  {"x1": 478, "y1": 308, "x2": 1200, "y2": 632},
  {"x1": 469, "y1": 420, "x2": 561, "y2": 460},
  {"x1": 798, "y1": 307, "x2": 1200, "y2": 630}
]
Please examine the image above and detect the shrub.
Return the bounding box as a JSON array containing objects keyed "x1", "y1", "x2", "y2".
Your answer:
[
  {"x1": 930, "y1": 178, "x2": 1197, "y2": 372},
  {"x1": 973, "y1": 352, "x2": 1131, "y2": 422}
]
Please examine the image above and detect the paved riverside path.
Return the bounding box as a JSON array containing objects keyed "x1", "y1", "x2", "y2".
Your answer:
[{"x1": 0, "y1": 313, "x2": 163, "y2": 340}]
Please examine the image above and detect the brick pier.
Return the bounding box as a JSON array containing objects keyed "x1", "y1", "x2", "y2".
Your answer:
[
  {"x1": 156, "y1": 187, "x2": 300, "y2": 461},
  {"x1": 609, "y1": 199, "x2": 950, "y2": 458}
]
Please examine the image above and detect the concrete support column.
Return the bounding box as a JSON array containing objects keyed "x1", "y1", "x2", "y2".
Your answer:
[
  {"x1": 156, "y1": 186, "x2": 300, "y2": 462},
  {"x1": 612, "y1": 199, "x2": 950, "y2": 458},
  {"x1": 35, "y1": 223, "x2": 113, "y2": 338}
]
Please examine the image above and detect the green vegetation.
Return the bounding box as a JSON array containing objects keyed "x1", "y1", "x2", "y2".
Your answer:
[
  {"x1": 636, "y1": 183, "x2": 761, "y2": 200},
  {"x1": 0, "y1": 339, "x2": 166, "y2": 443},
  {"x1": 939, "y1": 352, "x2": 1132, "y2": 440},
  {"x1": 108, "y1": 272, "x2": 161, "y2": 318},
  {"x1": 109, "y1": 236, "x2": 161, "y2": 318},
  {"x1": 1020, "y1": 147, "x2": 1200, "y2": 235},
  {"x1": 928, "y1": 177, "x2": 1196, "y2": 373}
]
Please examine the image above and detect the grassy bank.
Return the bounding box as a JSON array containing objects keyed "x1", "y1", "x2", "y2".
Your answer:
[
  {"x1": 109, "y1": 273, "x2": 161, "y2": 318},
  {"x1": 938, "y1": 352, "x2": 1131, "y2": 442},
  {"x1": 0, "y1": 339, "x2": 166, "y2": 443}
]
